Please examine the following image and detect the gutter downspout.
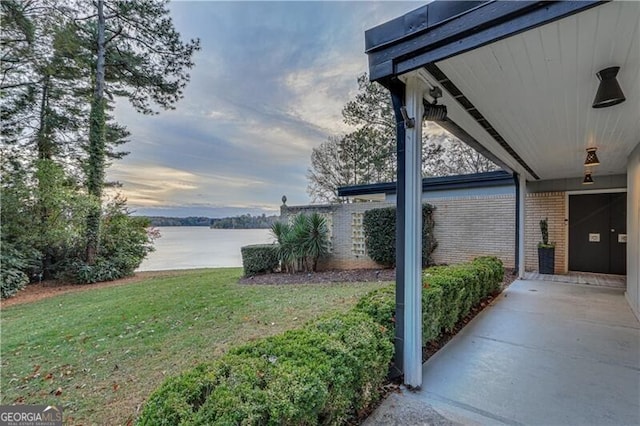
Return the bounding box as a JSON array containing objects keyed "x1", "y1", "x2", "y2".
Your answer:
[
  {"x1": 514, "y1": 172, "x2": 520, "y2": 276},
  {"x1": 516, "y1": 173, "x2": 526, "y2": 278},
  {"x1": 388, "y1": 78, "x2": 406, "y2": 378}
]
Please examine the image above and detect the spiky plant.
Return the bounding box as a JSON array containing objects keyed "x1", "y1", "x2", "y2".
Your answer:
[
  {"x1": 270, "y1": 221, "x2": 294, "y2": 273},
  {"x1": 302, "y1": 213, "x2": 329, "y2": 272},
  {"x1": 270, "y1": 213, "x2": 330, "y2": 273}
]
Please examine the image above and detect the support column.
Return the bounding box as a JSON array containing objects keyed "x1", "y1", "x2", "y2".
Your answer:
[
  {"x1": 403, "y1": 76, "x2": 424, "y2": 388},
  {"x1": 518, "y1": 173, "x2": 526, "y2": 278}
]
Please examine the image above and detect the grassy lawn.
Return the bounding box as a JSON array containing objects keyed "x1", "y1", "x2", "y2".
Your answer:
[{"x1": 0, "y1": 268, "x2": 388, "y2": 425}]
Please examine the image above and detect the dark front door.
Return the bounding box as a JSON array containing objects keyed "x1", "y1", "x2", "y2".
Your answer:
[{"x1": 569, "y1": 193, "x2": 627, "y2": 274}]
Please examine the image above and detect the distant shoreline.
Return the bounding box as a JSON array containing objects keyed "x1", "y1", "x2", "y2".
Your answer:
[{"x1": 144, "y1": 214, "x2": 278, "y2": 229}]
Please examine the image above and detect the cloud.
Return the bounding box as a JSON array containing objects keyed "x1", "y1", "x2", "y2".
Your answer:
[{"x1": 110, "y1": 1, "x2": 424, "y2": 216}]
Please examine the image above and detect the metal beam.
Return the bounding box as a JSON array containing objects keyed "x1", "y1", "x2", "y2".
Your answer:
[{"x1": 403, "y1": 75, "x2": 424, "y2": 388}]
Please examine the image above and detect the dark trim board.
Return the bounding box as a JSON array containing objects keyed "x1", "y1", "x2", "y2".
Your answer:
[
  {"x1": 366, "y1": 0, "x2": 605, "y2": 81},
  {"x1": 338, "y1": 170, "x2": 513, "y2": 198},
  {"x1": 389, "y1": 79, "x2": 406, "y2": 378}
]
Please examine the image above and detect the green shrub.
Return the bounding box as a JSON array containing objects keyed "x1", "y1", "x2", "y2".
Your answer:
[
  {"x1": 354, "y1": 286, "x2": 395, "y2": 342},
  {"x1": 270, "y1": 213, "x2": 330, "y2": 273},
  {"x1": 362, "y1": 207, "x2": 396, "y2": 267},
  {"x1": 357, "y1": 257, "x2": 504, "y2": 340},
  {"x1": 138, "y1": 313, "x2": 392, "y2": 425},
  {"x1": 423, "y1": 256, "x2": 504, "y2": 332},
  {"x1": 473, "y1": 256, "x2": 504, "y2": 294},
  {"x1": 139, "y1": 258, "x2": 503, "y2": 425},
  {"x1": 241, "y1": 244, "x2": 279, "y2": 276},
  {"x1": 0, "y1": 241, "x2": 32, "y2": 299},
  {"x1": 60, "y1": 198, "x2": 156, "y2": 284},
  {"x1": 422, "y1": 287, "x2": 443, "y2": 342},
  {"x1": 363, "y1": 204, "x2": 437, "y2": 268},
  {"x1": 355, "y1": 284, "x2": 443, "y2": 344}
]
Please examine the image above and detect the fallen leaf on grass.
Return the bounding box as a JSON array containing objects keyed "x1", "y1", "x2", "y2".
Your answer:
[
  {"x1": 30, "y1": 365, "x2": 41, "y2": 376},
  {"x1": 113, "y1": 383, "x2": 119, "y2": 392},
  {"x1": 44, "y1": 373, "x2": 53, "y2": 380},
  {"x1": 53, "y1": 387, "x2": 62, "y2": 396}
]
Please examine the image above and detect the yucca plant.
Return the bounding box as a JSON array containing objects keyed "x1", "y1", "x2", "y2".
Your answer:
[
  {"x1": 270, "y1": 221, "x2": 295, "y2": 273},
  {"x1": 270, "y1": 213, "x2": 330, "y2": 273},
  {"x1": 302, "y1": 213, "x2": 329, "y2": 272}
]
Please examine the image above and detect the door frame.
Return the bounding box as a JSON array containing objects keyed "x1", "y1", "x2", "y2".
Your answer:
[{"x1": 565, "y1": 188, "x2": 627, "y2": 274}]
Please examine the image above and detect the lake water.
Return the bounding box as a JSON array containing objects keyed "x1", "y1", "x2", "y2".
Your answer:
[{"x1": 137, "y1": 227, "x2": 273, "y2": 272}]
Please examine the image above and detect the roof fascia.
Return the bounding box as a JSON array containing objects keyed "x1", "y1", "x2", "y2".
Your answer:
[
  {"x1": 338, "y1": 171, "x2": 514, "y2": 197},
  {"x1": 368, "y1": 0, "x2": 605, "y2": 82}
]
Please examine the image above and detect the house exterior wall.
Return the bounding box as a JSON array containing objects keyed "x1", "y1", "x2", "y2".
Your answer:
[
  {"x1": 626, "y1": 142, "x2": 640, "y2": 320},
  {"x1": 282, "y1": 202, "x2": 393, "y2": 270},
  {"x1": 284, "y1": 192, "x2": 518, "y2": 270},
  {"x1": 285, "y1": 182, "x2": 633, "y2": 279},
  {"x1": 429, "y1": 195, "x2": 515, "y2": 267},
  {"x1": 524, "y1": 192, "x2": 568, "y2": 274}
]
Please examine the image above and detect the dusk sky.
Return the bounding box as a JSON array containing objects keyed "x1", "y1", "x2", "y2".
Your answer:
[{"x1": 108, "y1": 1, "x2": 424, "y2": 218}]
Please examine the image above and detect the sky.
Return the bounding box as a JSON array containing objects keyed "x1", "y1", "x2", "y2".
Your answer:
[{"x1": 107, "y1": 1, "x2": 424, "y2": 218}]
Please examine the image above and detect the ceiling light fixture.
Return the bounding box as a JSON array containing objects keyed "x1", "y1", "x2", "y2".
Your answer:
[
  {"x1": 582, "y1": 171, "x2": 594, "y2": 185},
  {"x1": 592, "y1": 66, "x2": 626, "y2": 108},
  {"x1": 423, "y1": 86, "x2": 447, "y2": 121},
  {"x1": 584, "y1": 147, "x2": 600, "y2": 166}
]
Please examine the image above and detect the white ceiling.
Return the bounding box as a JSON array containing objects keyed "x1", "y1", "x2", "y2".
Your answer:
[{"x1": 429, "y1": 0, "x2": 640, "y2": 182}]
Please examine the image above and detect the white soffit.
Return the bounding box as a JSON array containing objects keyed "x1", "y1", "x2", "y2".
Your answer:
[{"x1": 435, "y1": 0, "x2": 640, "y2": 181}]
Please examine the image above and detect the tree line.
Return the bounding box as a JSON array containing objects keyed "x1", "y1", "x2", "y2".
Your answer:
[
  {"x1": 1, "y1": 0, "x2": 199, "y2": 296},
  {"x1": 210, "y1": 214, "x2": 279, "y2": 229},
  {"x1": 307, "y1": 74, "x2": 499, "y2": 202}
]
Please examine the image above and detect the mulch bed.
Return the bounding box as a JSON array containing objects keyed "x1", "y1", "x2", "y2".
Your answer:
[{"x1": 238, "y1": 268, "x2": 397, "y2": 285}]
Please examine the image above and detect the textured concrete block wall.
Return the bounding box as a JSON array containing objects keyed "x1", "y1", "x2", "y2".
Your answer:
[
  {"x1": 428, "y1": 195, "x2": 516, "y2": 268},
  {"x1": 525, "y1": 192, "x2": 567, "y2": 274}
]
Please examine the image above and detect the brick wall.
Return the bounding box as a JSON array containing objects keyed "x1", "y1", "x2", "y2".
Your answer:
[
  {"x1": 283, "y1": 192, "x2": 568, "y2": 273},
  {"x1": 429, "y1": 195, "x2": 516, "y2": 268},
  {"x1": 524, "y1": 192, "x2": 567, "y2": 274}
]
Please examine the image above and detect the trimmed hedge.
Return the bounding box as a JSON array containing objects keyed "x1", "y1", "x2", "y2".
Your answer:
[
  {"x1": 137, "y1": 312, "x2": 393, "y2": 425},
  {"x1": 356, "y1": 256, "x2": 504, "y2": 342},
  {"x1": 241, "y1": 244, "x2": 279, "y2": 277},
  {"x1": 138, "y1": 257, "x2": 503, "y2": 425},
  {"x1": 363, "y1": 204, "x2": 437, "y2": 268}
]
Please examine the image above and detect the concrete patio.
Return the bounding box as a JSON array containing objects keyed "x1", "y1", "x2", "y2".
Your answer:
[{"x1": 365, "y1": 279, "x2": 640, "y2": 425}]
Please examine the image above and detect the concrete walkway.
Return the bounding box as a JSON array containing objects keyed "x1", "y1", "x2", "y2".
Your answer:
[{"x1": 365, "y1": 279, "x2": 640, "y2": 425}]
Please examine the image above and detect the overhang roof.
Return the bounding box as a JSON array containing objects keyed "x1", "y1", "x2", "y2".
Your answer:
[
  {"x1": 366, "y1": 0, "x2": 640, "y2": 183},
  {"x1": 338, "y1": 170, "x2": 513, "y2": 197}
]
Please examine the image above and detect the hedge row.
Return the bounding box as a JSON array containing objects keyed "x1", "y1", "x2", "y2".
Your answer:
[
  {"x1": 138, "y1": 256, "x2": 503, "y2": 425},
  {"x1": 362, "y1": 204, "x2": 437, "y2": 268},
  {"x1": 241, "y1": 244, "x2": 279, "y2": 276},
  {"x1": 137, "y1": 312, "x2": 393, "y2": 425},
  {"x1": 356, "y1": 256, "x2": 504, "y2": 344}
]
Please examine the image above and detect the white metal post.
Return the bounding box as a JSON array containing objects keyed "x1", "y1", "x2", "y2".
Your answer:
[
  {"x1": 518, "y1": 173, "x2": 526, "y2": 278},
  {"x1": 403, "y1": 76, "x2": 424, "y2": 388}
]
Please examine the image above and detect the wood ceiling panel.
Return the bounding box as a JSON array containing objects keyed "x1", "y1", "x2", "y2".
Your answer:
[{"x1": 434, "y1": 1, "x2": 640, "y2": 182}]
